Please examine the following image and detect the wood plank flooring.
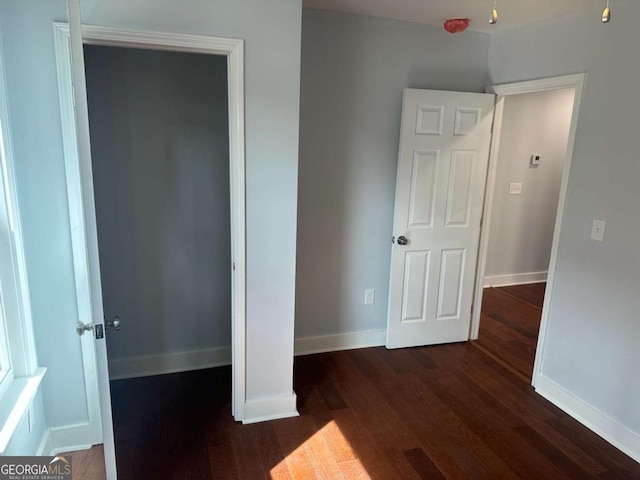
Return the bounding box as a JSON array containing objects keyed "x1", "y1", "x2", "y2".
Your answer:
[
  {"x1": 68, "y1": 282, "x2": 640, "y2": 479},
  {"x1": 474, "y1": 283, "x2": 545, "y2": 380},
  {"x1": 497, "y1": 283, "x2": 546, "y2": 309}
]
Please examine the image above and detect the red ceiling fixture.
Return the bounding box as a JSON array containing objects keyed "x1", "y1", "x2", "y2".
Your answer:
[{"x1": 443, "y1": 18, "x2": 470, "y2": 33}]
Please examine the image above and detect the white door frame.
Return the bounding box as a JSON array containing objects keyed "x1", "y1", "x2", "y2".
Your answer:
[
  {"x1": 470, "y1": 73, "x2": 586, "y2": 387},
  {"x1": 53, "y1": 20, "x2": 247, "y2": 449}
]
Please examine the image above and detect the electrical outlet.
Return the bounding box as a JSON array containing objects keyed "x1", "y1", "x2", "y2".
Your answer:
[
  {"x1": 509, "y1": 183, "x2": 522, "y2": 195},
  {"x1": 364, "y1": 289, "x2": 375, "y2": 305},
  {"x1": 591, "y1": 219, "x2": 606, "y2": 242}
]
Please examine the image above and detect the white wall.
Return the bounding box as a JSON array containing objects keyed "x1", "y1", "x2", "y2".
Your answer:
[
  {"x1": 85, "y1": 46, "x2": 231, "y2": 369},
  {"x1": 485, "y1": 88, "x2": 575, "y2": 286},
  {"x1": 489, "y1": 0, "x2": 640, "y2": 455},
  {"x1": 0, "y1": 0, "x2": 88, "y2": 435},
  {"x1": 295, "y1": 9, "x2": 490, "y2": 340}
]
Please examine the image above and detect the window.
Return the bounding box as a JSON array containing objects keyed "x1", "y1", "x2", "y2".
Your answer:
[{"x1": 0, "y1": 60, "x2": 45, "y2": 453}]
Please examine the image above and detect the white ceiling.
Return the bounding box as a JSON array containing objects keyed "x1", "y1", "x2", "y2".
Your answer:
[{"x1": 302, "y1": 0, "x2": 594, "y2": 34}]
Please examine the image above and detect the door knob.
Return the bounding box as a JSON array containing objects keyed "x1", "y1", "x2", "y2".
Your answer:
[
  {"x1": 76, "y1": 321, "x2": 93, "y2": 336},
  {"x1": 106, "y1": 316, "x2": 122, "y2": 331},
  {"x1": 397, "y1": 235, "x2": 409, "y2": 246}
]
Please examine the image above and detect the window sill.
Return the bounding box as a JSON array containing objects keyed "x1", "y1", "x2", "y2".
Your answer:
[{"x1": 0, "y1": 367, "x2": 46, "y2": 455}]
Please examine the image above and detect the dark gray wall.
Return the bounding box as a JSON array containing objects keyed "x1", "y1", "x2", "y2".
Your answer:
[
  {"x1": 85, "y1": 46, "x2": 231, "y2": 360},
  {"x1": 295, "y1": 9, "x2": 491, "y2": 338}
]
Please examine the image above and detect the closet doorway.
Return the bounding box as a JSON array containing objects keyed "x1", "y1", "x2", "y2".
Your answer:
[
  {"x1": 54, "y1": 23, "x2": 247, "y2": 478},
  {"x1": 85, "y1": 44, "x2": 233, "y2": 477}
]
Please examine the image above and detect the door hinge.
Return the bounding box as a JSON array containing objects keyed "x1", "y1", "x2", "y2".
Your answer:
[{"x1": 232, "y1": 262, "x2": 236, "y2": 271}]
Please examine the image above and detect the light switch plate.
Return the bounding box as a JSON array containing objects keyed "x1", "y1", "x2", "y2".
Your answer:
[
  {"x1": 591, "y1": 220, "x2": 606, "y2": 242},
  {"x1": 530, "y1": 153, "x2": 541, "y2": 165},
  {"x1": 509, "y1": 183, "x2": 522, "y2": 195}
]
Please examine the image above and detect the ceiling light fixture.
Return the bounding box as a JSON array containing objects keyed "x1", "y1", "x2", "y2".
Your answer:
[
  {"x1": 602, "y1": 0, "x2": 611, "y2": 23},
  {"x1": 489, "y1": 0, "x2": 498, "y2": 25}
]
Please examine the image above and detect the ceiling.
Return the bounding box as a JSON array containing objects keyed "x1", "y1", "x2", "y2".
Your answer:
[{"x1": 302, "y1": 0, "x2": 594, "y2": 34}]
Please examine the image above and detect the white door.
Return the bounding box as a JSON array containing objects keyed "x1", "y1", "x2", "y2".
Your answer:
[
  {"x1": 66, "y1": 1, "x2": 118, "y2": 478},
  {"x1": 386, "y1": 89, "x2": 494, "y2": 349}
]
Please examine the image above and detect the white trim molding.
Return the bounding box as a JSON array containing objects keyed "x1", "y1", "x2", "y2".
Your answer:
[
  {"x1": 535, "y1": 374, "x2": 640, "y2": 464},
  {"x1": 483, "y1": 271, "x2": 548, "y2": 288},
  {"x1": 108, "y1": 347, "x2": 232, "y2": 381},
  {"x1": 54, "y1": 17, "x2": 247, "y2": 478},
  {"x1": 295, "y1": 330, "x2": 385, "y2": 356},
  {"x1": 38, "y1": 423, "x2": 93, "y2": 456},
  {"x1": 107, "y1": 330, "x2": 388, "y2": 380},
  {"x1": 52, "y1": 22, "x2": 103, "y2": 448},
  {"x1": 0, "y1": 368, "x2": 46, "y2": 455},
  {"x1": 471, "y1": 73, "x2": 586, "y2": 347},
  {"x1": 242, "y1": 394, "x2": 299, "y2": 425}
]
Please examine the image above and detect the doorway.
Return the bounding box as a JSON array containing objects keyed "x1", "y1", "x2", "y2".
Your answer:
[
  {"x1": 84, "y1": 45, "x2": 231, "y2": 379},
  {"x1": 81, "y1": 43, "x2": 232, "y2": 477},
  {"x1": 53, "y1": 23, "x2": 247, "y2": 478},
  {"x1": 471, "y1": 75, "x2": 585, "y2": 383}
]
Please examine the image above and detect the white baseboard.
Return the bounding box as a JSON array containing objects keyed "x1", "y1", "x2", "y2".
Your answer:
[
  {"x1": 109, "y1": 330, "x2": 387, "y2": 380},
  {"x1": 38, "y1": 423, "x2": 92, "y2": 456},
  {"x1": 534, "y1": 374, "x2": 640, "y2": 464},
  {"x1": 294, "y1": 329, "x2": 386, "y2": 356},
  {"x1": 242, "y1": 393, "x2": 299, "y2": 424},
  {"x1": 108, "y1": 346, "x2": 232, "y2": 380},
  {"x1": 484, "y1": 271, "x2": 548, "y2": 287}
]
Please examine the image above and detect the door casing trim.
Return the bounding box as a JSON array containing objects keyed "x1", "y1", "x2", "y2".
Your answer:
[
  {"x1": 53, "y1": 20, "x2": 247, "y2": 467},
  {"x1": 471, "y1": 73, "x2": 586, "y2": 390}
]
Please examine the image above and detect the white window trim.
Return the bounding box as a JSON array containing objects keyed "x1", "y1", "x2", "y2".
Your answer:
[{"x1": 0, "y1": 31, "x2": 46, "y2": 455}]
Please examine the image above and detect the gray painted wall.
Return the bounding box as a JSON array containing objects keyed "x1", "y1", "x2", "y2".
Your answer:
[
  {"x1": 85, "y1": 46, "x2": 231, "y2": 362},
  {"x1": 485, "y1": 88, "x2": 575, "y2": 282},
  {"x1": 489, "y1": 1, "x2": 640, "y2": 436},
  {"x1": 80, "y1": 0, "x2": 302, "y2": 404},
  {"x1": 0, "y1": 0, "x2": 88, "y2": 432},
  {"x1": 295, "y1": 9, "x2": 490, "y2": 338}
]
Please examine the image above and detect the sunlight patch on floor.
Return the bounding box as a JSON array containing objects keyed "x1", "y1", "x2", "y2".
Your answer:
[{"x1": 270, "y1": 420, "x2": 370, "y2": 479}]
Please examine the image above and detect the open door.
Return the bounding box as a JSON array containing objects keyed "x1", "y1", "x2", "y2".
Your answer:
[
  {"x1": 386, "y1": 89, "x2": 494, "y2": 349},
  {"x1": 65, "y1": 0, "x2": 117, "y2": 477}
]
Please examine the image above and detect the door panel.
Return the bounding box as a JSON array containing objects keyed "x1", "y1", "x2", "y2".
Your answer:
[{"x1": 386, "y1": 89, "x2": 494, "y2": 349}]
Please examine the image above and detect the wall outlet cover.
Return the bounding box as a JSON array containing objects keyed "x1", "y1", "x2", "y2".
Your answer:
[
  {"x1": 509, "y1": 183, "x2": 522, "y2": 195},
  {"x1": 591, "y1": 219, "x2": 606, "y2": 242},
  {"x1": 364, "y1": 288, "x2": 375, "y2": 305}
]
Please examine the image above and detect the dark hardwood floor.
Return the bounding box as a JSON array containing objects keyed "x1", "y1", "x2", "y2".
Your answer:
[
  {"x1": 474, "y1": 283, "x2": 546, "y2": 381},
  {"x1": 69, "y1": 282, "x2": 640, "y2": 479},
  {"x1": 498, "y1": 282, "x2": 546, "y2": 309}
]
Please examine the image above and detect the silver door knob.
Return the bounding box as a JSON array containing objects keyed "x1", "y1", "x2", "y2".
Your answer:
[
  {"x1": 106, "y1": 316, "x2": 121, "y2": 331},
  {"x1": 397, "y1": 235, "x2": 409, "y2": 246},
  {"x1": 76, "y1": 321, "x2": 93, "y2": 336}
]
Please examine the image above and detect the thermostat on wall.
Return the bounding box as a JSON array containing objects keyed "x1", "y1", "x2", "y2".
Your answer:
[{"x1": 530, "y1": 153, "x2": 541, "y2": 166}]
